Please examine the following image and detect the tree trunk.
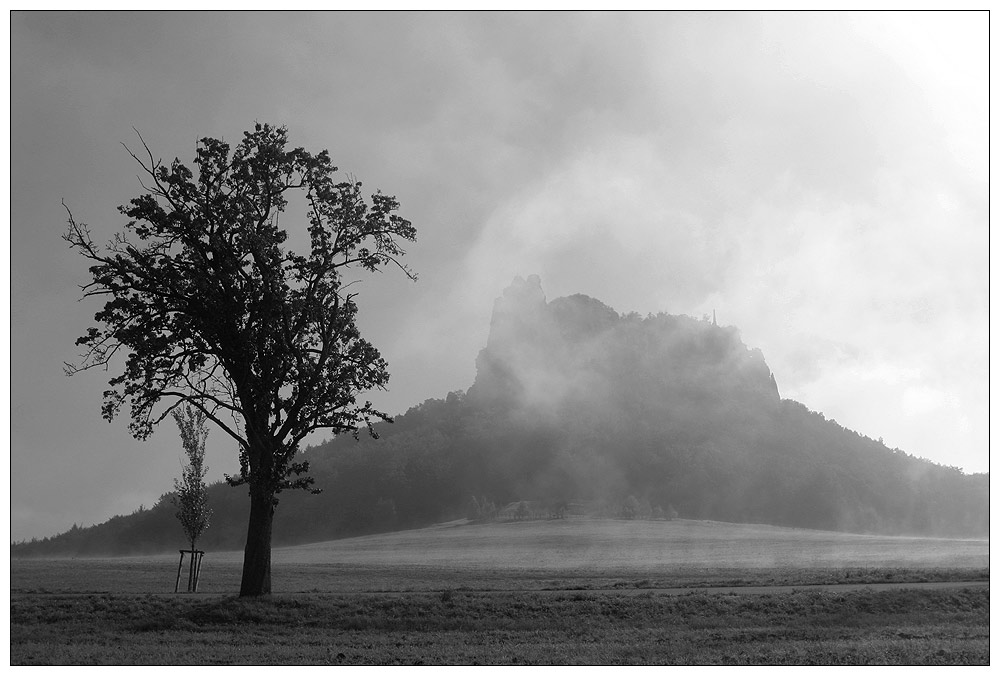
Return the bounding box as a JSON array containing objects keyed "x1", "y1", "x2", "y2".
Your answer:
[{"x1": 239, "y1": 488, "x2": 274, "y2": 596}]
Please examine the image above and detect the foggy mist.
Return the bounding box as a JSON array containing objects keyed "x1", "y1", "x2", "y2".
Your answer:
[{"x1": 10, "y1": 12, "x2": 987, "y2": 546}]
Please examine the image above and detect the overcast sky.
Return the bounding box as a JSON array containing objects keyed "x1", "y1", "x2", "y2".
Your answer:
[{"x1": 10, "y1": 11, "x2": 989, "y2": 542}]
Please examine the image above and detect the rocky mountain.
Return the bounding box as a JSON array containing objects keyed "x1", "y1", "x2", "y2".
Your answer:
[
  {"x1": 13, "y1": 276, "x2": 987, "y2": 557},
  {"x1": 471, "y1": 274, "x2": 779, "y2": 421}
]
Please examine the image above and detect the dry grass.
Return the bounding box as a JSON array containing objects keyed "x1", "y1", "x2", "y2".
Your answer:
[
  {"x1": 10, "y1": 519, "x2": 989, "y2": 665},
  {"x1": 10, "y1": 586, "x2": 989, "y2": 665}
]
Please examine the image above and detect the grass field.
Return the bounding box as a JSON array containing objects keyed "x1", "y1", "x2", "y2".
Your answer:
[
  {"x1": 9, "y1": 518, "x2": 990, "y2": 665},
  {"x1": 11, "y1": 518, "x2": 989, "y2": 594}
]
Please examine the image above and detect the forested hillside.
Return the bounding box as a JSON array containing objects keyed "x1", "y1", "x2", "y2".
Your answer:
[{"x1": 13, "y1": 276, "x2": 987, "y2": 557}]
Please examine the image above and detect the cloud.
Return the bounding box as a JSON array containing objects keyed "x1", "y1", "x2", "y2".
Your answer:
[
  {"x1": 437, "y1": 11, "x2": 987, "y2": 474},
  {"x1": 10, "y1": 11, "x2": 987, "y2": 542}
]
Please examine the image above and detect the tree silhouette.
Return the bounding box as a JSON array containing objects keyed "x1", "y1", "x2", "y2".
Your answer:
[
  {"x1": 63, "y1": 123, "x2": 415, "y2": 596},
  {"x1": 172, "y1": 405, "x2": 211, "y2": 552}
]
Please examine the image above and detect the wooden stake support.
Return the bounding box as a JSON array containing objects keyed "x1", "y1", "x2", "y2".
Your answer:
[{"x1": 174, "y1": 549, "x2": 205, "y2": 593}]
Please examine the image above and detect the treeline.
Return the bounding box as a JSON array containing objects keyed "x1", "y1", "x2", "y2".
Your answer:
[
  {"x1": 296, "y1": 390, "x2": 987, "y2": 539},
  {"x1": 15, "y1": 386, "x2": 985, "y2": 559}
]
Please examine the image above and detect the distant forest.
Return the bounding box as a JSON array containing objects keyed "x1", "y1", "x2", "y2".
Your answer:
[{"x1": 13, "y1": 277, "x2": 987, "y2": 557}]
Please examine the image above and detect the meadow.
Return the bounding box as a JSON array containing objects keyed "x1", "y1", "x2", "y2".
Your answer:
[{"x1": 10, "y1": 518, "x2": 990, "y2": 665}]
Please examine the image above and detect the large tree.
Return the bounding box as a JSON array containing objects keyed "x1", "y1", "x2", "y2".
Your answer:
[{"x1": 63, "y1": 123, "x2": 415, "y2": 596}]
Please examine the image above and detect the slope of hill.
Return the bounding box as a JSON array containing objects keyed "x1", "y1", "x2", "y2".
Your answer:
[
  {"x1": 270, "y1": 517, "x2": 988, "y2": 572},
  {"x1": 12, "y1": 276, "x2": 987, "y2": 557}
]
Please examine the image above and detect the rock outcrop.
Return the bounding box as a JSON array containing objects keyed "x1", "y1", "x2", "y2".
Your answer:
[{"x1": 469, "y1": 275, "x2": 781, "y2": 415}]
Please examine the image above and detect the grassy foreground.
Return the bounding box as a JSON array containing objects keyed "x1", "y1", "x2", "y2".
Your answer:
[
  {"x1": 10, "y1": 585, "x2": 989, "y2": 665},
  {"x1": 10, "y1": 520, "x2": 989, "y2": 664}
]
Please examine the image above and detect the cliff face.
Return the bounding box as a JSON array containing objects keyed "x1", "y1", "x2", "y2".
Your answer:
[{"x1": 469, "y1": 275, "x2": 780, "y2": 417}]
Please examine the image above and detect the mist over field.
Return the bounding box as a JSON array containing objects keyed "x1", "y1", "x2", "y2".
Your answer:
[
  {"x1": 11, "y1": 517, "x2": 988, "y2": 597},
  {"x1": 273, "y1": 519, "x2": 988, "y2": 573}
]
